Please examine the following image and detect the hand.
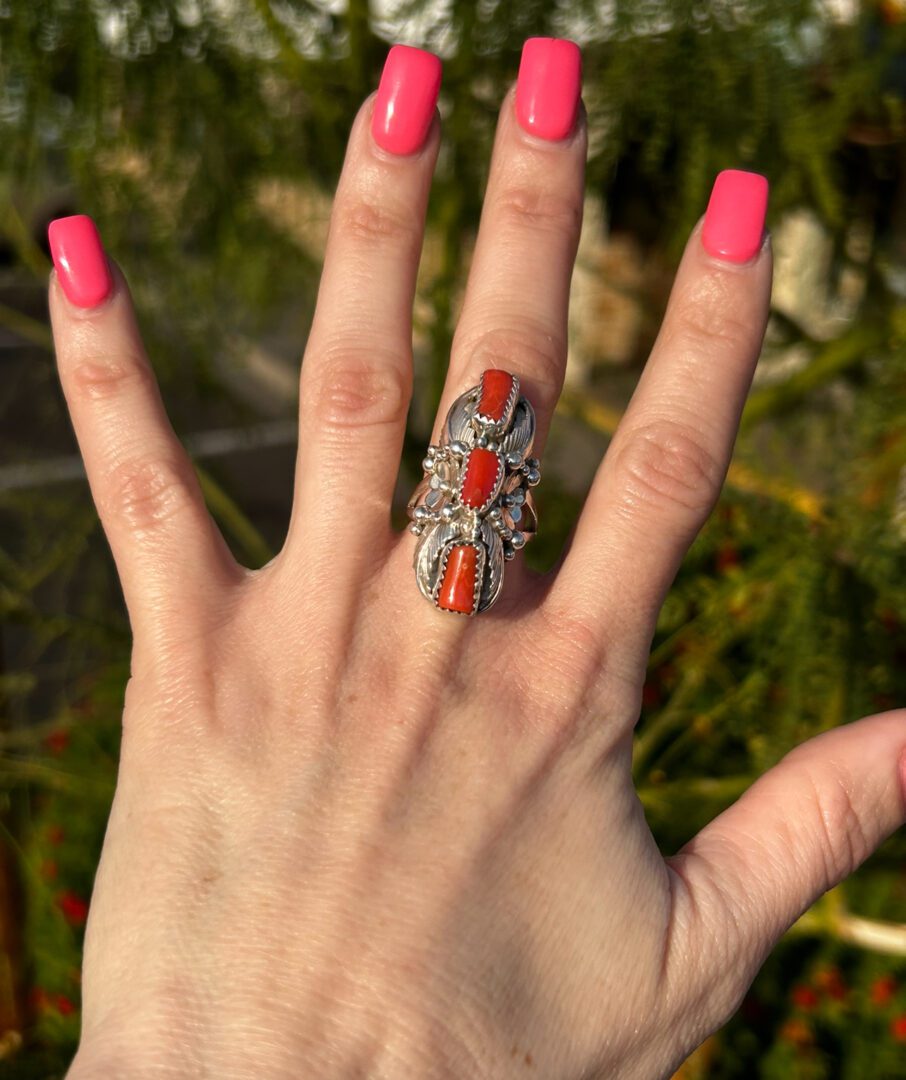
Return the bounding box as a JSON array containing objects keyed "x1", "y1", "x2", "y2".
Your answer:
[{"x1": 48, "y1": 41, "x2": 905, "y2": 1080}]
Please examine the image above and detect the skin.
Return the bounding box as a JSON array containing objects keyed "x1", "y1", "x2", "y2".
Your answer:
[{"x1": 51, "y1": 87, "x2": 905, "y2": 1080}]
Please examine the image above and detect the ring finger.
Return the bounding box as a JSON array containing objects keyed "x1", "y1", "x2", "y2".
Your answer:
[{"x1": 550, "y1": 170, "x2": 772, "y2": 673}]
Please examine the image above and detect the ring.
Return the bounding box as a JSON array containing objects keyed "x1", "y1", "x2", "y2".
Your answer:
[{"x1": 408, "y1": 369, "x2": 541, "y2": 615}]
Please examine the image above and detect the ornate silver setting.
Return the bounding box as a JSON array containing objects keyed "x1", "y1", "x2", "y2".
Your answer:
[{"x1": 408, "y1": 370, "x2": 541, "y2": 615}]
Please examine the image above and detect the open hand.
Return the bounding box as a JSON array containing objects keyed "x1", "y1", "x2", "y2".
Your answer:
[{"x1": 48, "y1": 40, "x2": 905, "y2": 1080}]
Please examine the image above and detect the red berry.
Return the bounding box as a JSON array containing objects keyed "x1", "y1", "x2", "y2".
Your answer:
[
  {"x1": 871, "y1": 976, "x2": 897, "y2": 1006},
  {"x1": 792, "y1": 985, "x2": 820, "y2": 1010},
  {"x1": 890, "y1": 1015, "x2": 906, "y2": 1041},
  {"x1": 780, "y1": 1019, "x2": 812, "y2": 1045},
  {"x1": 56, "y1": 890, "x2": 89, "y2": 926},
  {"x1": 47, "y1": 824, "x2": 65, "y2": 845},
  {"x1": 815, "y1": 967, "x2": 847, "y2": 1001},
  {"x1": 44, "y1": 729, "x2": 69, "y2": 755},
  {"x1": 55, "y1": 994, "x2": 76, "y2": 1016},
  {"x1": 716, "y1": 543, "x2": 740, "y2": 573},
  {"x1": 641, "y1": 683, "x2": 661, "y2": 709},
  {"x1": 29, "y1": 987, "x2": 51, "y2": 1011},
  {"x1": 40, "y1": 859, "x2": 58, "y2": 881}
]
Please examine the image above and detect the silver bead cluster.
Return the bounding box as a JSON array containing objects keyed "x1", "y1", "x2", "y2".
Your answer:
[{"x1": 409, "y1": 446, "x2": 540, "y2": 561}]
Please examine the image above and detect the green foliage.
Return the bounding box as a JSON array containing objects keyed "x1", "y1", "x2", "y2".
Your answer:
[{"x1": 0, "y1": 1, "x2": 905, "y2": 1076}]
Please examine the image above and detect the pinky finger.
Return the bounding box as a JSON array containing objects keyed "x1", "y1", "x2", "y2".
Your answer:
[{"x1": 48, "y1": 216, "x2": 240, "y2": 638}]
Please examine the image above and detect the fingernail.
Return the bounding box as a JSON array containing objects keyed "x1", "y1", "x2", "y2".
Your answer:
[
  {"x1": 515, "y1": 37, "x2": 582, "y2": 142},
  {"x1": 48, "y1": 215, "x2": 113, "y2": 308},
  {"x1": 371, "y1": 45, "x2": 442, "y2": 156},
  {"x1": 702, "y1": 170, "x2": 770, "y2": 264}
]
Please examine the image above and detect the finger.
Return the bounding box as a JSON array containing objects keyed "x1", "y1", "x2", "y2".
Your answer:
[
  {"x1": 434, "y1": 38, "x2": 585, "y2": 455},
  {"x1": 48, "y1": 215, "x2": 238, "y2": 636},
  {"x1": 549, "y1": 171, "x2": 771, "y2": 657},
  {"x1": 289, "y1": 46, "x2": 441, "y2": 563},
  {"x1": 665, "y1": 710, "x2": 906, "y2": 1032}
]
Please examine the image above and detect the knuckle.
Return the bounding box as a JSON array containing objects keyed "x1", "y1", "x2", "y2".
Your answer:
[
  {"x1": 534, "y1": 602, "x2": 604, "y2": 684},
  {"x1": 800, "y1": 761, "x2": 873, "y2": 886},
  {"x1": 305, "y1": 346, "x2": 411, "y2": 430},
  {"x1": 524, "y1": 601, "x2": 609, "y2": 724},
  {"x1": 100, "y1": 454, "x2": 199, "y2": 536},
  {"x1": 456, "y1": 325, "x2": 564, "y2": 412},
  {"x1": 669, "y1": 274, "x2": 759, "y2": 353},
  {"x1": 526, "y1": 602, "x2": 641, "y2": 750},
  {"x1": 614, "y1": 420, "x2": 724, "y2": 517},
  {"x1": 69, "y1": 355, "x2": 154, "y2": 401},
  {"x1": 336, "y1": 193, "x2": 419, "y2": 249},
  {"x1": 492, "y1": 185, "x2": 583, "y2": 239}
]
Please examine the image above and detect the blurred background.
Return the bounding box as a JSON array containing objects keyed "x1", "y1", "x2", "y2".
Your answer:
[{"x1": 0, "y1": 0, "x2": 905, "y2": 1075}]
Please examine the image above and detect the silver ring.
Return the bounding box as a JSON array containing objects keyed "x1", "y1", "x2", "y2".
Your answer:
[{"x1": 408, "y1": 369, "x2": 541, "y2": 615}]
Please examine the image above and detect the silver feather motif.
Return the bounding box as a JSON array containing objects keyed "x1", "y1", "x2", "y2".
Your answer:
[
  {"x1": 414, "y1": 521, "x2": 461, "y2": 601},
  {"x1": 499, "y1": 399, "x2": 536, "y2": 458},
  {"x1": 443, "y1": 389, "x2": 478, "y2": 447},
  {"x1": 480, "y1": 520, "x2": 504, "y2": 610}
]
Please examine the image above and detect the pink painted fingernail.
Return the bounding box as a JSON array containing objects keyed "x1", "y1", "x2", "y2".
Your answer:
[
  {"x1": 48, "y1": 215, "x2": 113, "y2": 308},
  {"x1": 515, "y1": 38, "x2": 582, "y2": 142},
  {"x1": 702, "y1": 170, "x2": 770, "y2": 264},
  {"x1": 371, "y1": 45, "x2": 442, "y2": 156}
]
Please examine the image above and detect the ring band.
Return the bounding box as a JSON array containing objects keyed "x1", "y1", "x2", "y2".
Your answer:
[{"x1": 408, "y1": 369, "x2": 541, "y2": 615}]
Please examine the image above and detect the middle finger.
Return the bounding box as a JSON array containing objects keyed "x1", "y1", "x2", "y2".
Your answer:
[{"x1": 434, "y1": 38, "x2": 586, "y2": 455}]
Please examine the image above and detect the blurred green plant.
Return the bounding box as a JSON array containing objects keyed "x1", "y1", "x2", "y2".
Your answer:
[{"x1": 1, "y1": 1, "x2": 905, "y2": 1077}]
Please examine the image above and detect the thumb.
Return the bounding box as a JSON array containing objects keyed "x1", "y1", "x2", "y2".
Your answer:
[{"x1": 664, "y1": 709, "x2": 906, "y2": 1029}]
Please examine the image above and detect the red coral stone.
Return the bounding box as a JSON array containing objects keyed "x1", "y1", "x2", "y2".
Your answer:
[
  {"x1": 460, "y1": 448, "x2": 501, "y2": 509},
  {"x1": 478, "y1": 369, "x2": 515, "y2": 421},
  {"x1": 437, "y1": 545, "x2": 478, "y2": 614}
]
